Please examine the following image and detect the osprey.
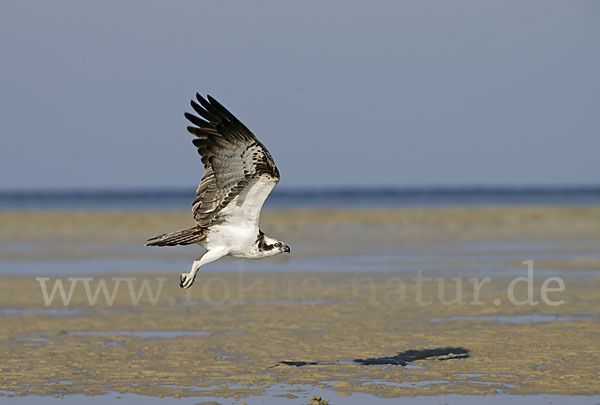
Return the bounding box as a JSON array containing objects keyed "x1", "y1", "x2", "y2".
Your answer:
[{"x1": 146, "y1": 94, "x2": 290, "y2": 288}]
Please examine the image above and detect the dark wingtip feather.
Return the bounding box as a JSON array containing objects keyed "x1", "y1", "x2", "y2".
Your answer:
[
  {"x1": 187, "y1": 126, "x2": 210, "y2": 138},
  {"x1": 206, "y1": 95, "x2": 228, "y2": 114},
  {"x1": 205, "y1": 95, "x2": 242, "y2": 128},
  {"x1": 192, "y1": 138, "x2": 205, "y2": 147},
  {"x1": 190, "y1": 99, "x2": 207, "y2": 117},
  {"x1": 191, "y1": 91, "x2": 255, "y2": 141},
  {"x1": 184, "y1": 112, "x2": 213, "y2": 129},
  {"x1": 197, "y1": 93, "x2": 213, "y2": 112},
  {"x1": 197, "y1": 93, "x2": 212, "y2": 109}
]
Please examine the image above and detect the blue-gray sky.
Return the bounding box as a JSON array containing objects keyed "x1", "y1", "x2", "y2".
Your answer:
[{"x1": 1, "y1": 0, "x2": 599, "y2": 190}]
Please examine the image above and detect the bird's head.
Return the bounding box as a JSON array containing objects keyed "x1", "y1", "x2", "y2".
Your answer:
[{"x1": 257, "y1": 233, "x2": 291, "y2": 257}]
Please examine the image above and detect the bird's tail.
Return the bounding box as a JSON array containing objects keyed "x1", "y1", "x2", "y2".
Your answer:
[{"x1": 145, "y1": 226, "x2": 206, "y2": 247}]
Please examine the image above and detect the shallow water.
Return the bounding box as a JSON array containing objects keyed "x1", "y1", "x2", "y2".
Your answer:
[
  {"x1": 1, "y1": 390, "x2": 599, "y2": 404},
  {"x1": 2, "y1": 208, "x2": 600, "y2": 281},
  {"x1": 1, "y1": 208, "x2": 599, "y2": 400},
  {"x1": 0, "y1": 308, "x2": 90, "y2": 316},
  {"x1": 2, "y1": 242, "x2": 599, "y2": 279},
  {"x1": 69, "y1": 330, "x2": 210, "y2": 338},
  {"x1": 426, "y1": 313, "x2": 600, "y2": 323}
]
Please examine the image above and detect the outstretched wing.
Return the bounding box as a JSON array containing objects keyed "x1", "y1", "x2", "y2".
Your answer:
[{"x1": 185, "y1": 94, "x2": 280, "y2": 229}]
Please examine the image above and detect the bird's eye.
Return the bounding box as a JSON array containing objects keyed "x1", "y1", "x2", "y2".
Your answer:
[{"x1": 275, "y1": 242, "x2": 282, "y2": 248}]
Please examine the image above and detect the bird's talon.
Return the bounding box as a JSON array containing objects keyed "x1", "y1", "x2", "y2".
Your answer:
[{"x1": 180, "y1": 273, "x2": 194, "y2": 289}]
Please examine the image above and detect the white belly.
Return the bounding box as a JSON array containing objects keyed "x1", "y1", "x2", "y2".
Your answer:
[
  {"x1": 198, "y1": 175, "x2": 277, "y2": 257},
  {"x1": 199, "y1": 223, "x2": 256, "y2": 256}
]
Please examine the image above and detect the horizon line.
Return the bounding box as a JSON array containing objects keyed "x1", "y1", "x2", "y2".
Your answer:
[{"x1": 2, "y1": 184, "x2": 600, "y2": 197}]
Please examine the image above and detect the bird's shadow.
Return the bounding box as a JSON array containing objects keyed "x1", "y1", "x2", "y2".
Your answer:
[{"x1": 272, "y1": 347, "x2": 469, "y2": 368}]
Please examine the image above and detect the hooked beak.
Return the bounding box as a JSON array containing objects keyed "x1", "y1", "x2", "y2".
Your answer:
[{"x1": 283, "y1": 245, "x2": 291, "y2": 253}]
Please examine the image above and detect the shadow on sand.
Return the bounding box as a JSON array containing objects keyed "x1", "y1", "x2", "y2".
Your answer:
[{"x1": 274, "y1": 347, "x2": 469, "y2": 368}]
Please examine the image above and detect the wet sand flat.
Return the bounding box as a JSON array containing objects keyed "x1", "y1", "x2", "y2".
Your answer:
[
  {"x1": 1, "y1": 272, "x2": 599, "y2": 399},
  {"x1": 0, "y1": 207, "x2": 599, "y2": 400}
]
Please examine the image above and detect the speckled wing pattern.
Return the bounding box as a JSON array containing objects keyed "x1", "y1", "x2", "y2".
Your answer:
[{"x1": 185, "y1": 94, "x2": 280, "y2": 229}]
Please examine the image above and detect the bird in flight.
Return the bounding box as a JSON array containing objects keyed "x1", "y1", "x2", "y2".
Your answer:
[{"x1": 146, "y1": 93, "x2": 290, "y2": 288}]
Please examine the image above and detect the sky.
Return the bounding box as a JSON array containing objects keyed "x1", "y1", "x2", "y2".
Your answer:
[{"x1": 1, "y1": 0, "x2": 599, "y2": 190}]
